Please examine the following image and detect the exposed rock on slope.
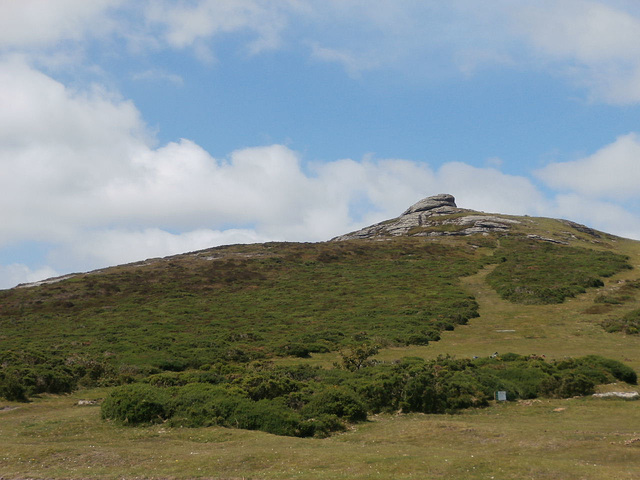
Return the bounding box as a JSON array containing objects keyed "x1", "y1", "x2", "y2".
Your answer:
[{"x1": 332, "y1": 194, "x2": 521, "y2": 241}]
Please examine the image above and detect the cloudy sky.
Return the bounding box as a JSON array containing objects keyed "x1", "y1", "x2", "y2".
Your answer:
[{"x1": 2, "y1": 0, "x2": 640, "y2": 288}]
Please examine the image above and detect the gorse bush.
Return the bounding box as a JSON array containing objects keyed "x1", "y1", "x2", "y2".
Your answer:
[
  {"x1": 539, "y1": 373, "x2": 595, "y2": 398},
  {"x1": 100, "y1": 353, "x2": 638, "y2": 437},
  {"x1": 302, "y1": 387, "x2": 368, "y2": 422},
  {"x1": 167, "y1": 383, "x2": 237, "y2": 428},
  {"x1": 237, "y1": 371, "x2": 301, "y2": 401},
  {"x1": 102, "y1": 381, "x2": 349, "y2": 438},
  {"x1": 101, "y1": 383, "x2": 169, "y2": 425},
  {"x1": 0, "y1": 349, "x2": 85, "y2": 402},
  {"x1": 602, "y1": 309, "x2": 640, "y2": 336},
  {"x1": 572, "y1": 355, "x2": 636, "y2": 384},
  {"x1": 486, "y1": 239, "x2": 631, "y2": 304},
  {"x1": 0, "y1": 373, "x2": 28, "y2": 402}
]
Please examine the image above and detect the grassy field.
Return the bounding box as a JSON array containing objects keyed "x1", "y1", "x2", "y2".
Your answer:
[
  {"x1": 2, "y1": 219, "x2": 640, "y2": 479},
  {"x1": 2, "y1": 386, "x2": 640, "y2": 479}
]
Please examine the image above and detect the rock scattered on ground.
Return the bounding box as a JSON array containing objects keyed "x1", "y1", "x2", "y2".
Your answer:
[{"x1": 593, "y1": 391, "x2": 639, "y2": 399}]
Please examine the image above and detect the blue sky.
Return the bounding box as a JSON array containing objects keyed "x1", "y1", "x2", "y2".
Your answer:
[{"x1": 2, "y1": 0, "x2": 640, "y2": 288}]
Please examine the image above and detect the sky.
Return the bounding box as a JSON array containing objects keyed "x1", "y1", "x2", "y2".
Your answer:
[{"x1": 3, "y1": 0, "x2": 640, "y2": 289}]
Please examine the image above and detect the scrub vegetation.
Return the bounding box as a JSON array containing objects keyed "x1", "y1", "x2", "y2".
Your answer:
[
  {"x1": 1, "y1": 239, "x2": 485, "y2": 402},
  {"x1": 486, "y1": 238, "x2": 631, "y2": 304},
  {"x1": 99, "y1": 353, "x2": 635, "y2": 438}
]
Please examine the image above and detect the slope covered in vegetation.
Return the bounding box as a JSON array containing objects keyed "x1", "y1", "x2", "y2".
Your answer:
[
  {"x1": 486, "y1": 238, "x2": 631, "y2": 304},
  {"x1": 1, "y1": 219, "x2": 637, "y2": 429},
  {"x1": 1, "y1": 239, "x2": 485, "y2": 400}
]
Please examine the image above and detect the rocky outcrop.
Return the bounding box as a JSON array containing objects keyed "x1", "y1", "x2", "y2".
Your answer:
[
  {"x1": 402, "y1": 193, "x2": 458, "y2": 215},
  {"x1": 332, "y1": 194, "x2": 520, "y2": 241},
  {"x1": 560, "y1": 220, "x2": 602, "y2": 239}
]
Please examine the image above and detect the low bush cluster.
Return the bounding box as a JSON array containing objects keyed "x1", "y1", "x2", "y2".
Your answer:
[
  {"x1": 486, "y1": 239, "x2": 631, "y2": 304},
  {"x1": 101, "y1": 381, "x2": 349, "y2": 438},
  {"x1": 100, "y1": 353, "x2": 636, "y2": 437},
  {"x1": 594, "y1": 279, "x2": 640, "y2": 305},
  {"x1": 0, "y1": 349, "x2": 116, "y2": 402},
  {"x1": 602, "y1": 309, "x2": 640, "y2": 335}
]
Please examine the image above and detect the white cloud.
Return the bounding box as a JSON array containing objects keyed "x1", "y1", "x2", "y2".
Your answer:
[
  {"x1": 301, "y1": 1, "x2": 640, "y2": 103},
  {"x1": 535, "y1": 133, "x2": 640, "y2": 200},
  {"x1": 310, "y1": 44, "x2": 381, "y2": 77},
  {"x1": 144, "y1": 0, "x2": 297, "y2": 57},
  {"x1": 53, "y1": 228, "x2": 275, "y2": 271},
  {"x1": 519, "y1": 1, "x2": 640, "y2": 63},
  {"x1": 547, "y1": 193, "x2": 640, "y2": 241},
  {"x1": 0, "y1": 56, "x2": 148, "y2": 244},
  {"x1": 437, "y1": 162, "x2": 550, "y2": 216},
  {"x1": 515, "y1": 1, "x2": 640, "y2": 104},
  {"x1": 0, "y1": 0, "x2": 124, "y2": 49},
  {"x1": 131, "y1": 69, "x2": 184, "y2": 86},
  {"x1": 0, "y1": 264, "x2": 58, "y2": 290},
  {"x1": 5, "y1": 0, "x2": 640, "y2": 105}
]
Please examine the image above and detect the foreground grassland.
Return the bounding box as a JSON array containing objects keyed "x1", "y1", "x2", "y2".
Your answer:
[
  {"x1": 3, "y1": 219, "x2": 640, "y2": 479},
  {"x1": 2, "y1": 385, "x2": 640, "y2": 479}
]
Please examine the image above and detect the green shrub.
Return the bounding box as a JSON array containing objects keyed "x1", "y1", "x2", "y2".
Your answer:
[
  {"x1": 169, "y1": 383, "x2": 241, "y2": 428},
  {"x1": 576, "y1": 356, "x2": 637, "y2": 384},
  {"x1": 602, "y1": 309, "x2": 640, "y2": 336},
  {"x1": 145, "y1": 370, "x2": 224, "y2": 388},
  {"x1": 401, "y1": 371, "x2": 443, "y2": 413},
  {"x1": 228, "y1": 398, "x2": 308, "y2": 437},
  {"x1": 238, "y1": 372, "x2": 300, "y2": 401},
  {"x1": 0, "y1": 364, "x2": 76, "y2": 400},
  {"x1": 0, "y1": 373, "x2": 28, "y2": 402},
  {"x1": 440, "y1": 371, "x2": 490, "y2": 410},
  {"x1": 168, "y1": 383, "x2": 318, "y2": 437},
  {"x1": 302, "y1": 387, "x2": 367, "y2": 422},
  {"x1": 94, "y1": 352, "x2": 638, "y2": 437},
  {"x1": 472, "y1": 370, "x2": 519, "y2": 401},
  {"x1": 401, "y1": 368, "x2": 488, "y2": 414},
  {"x1": 353, "y1": 372, "x2": 405, "y2": 413},
  {"x1": 559, "y1": 372, "x2": 595, "y2": 397},
  {"x1": 145, "y1": 372, "x2": 188, "y2": 387},
  {"x1": 277, "y1": 343, "x2": 311, "y2": 358},
  {"x1": 155, "y1": 357, "x2": 189, "y2": 372},
  {"x1": 300, "y1": 414, "x2": 346, "y2": 438},
  {"x1": 101, "y1": 383, "x2": 169, "y2": 425},
  {"x1": 485, "y1": 364, "x2": 548, "y2": 399},
  {"x1": 541, "y1": 373, "x2": 595, "y2": 398},
  {"x1": 338, "y1": 344, "x2": 379, "y2": 371},
  {"x1": 486, "y1": 240, "x2": 630, "y2": 304}
]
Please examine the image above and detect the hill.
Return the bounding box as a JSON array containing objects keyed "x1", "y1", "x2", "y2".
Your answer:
[{"x1": 2, "y1": 194, "x2": 640, "y2": 479}]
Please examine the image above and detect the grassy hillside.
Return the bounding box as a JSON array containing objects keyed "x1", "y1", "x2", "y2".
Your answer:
[
  {"x1": 2, "y1": 214, "x2": 640, "y2": 478},
  {"x1": 0, "y1": 240, "x2": 485, "y2": 377}
]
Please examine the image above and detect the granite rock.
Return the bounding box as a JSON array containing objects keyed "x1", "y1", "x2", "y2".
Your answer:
[{"x1": 332, "y1": 194, "x2": 520, "y2": 241}]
